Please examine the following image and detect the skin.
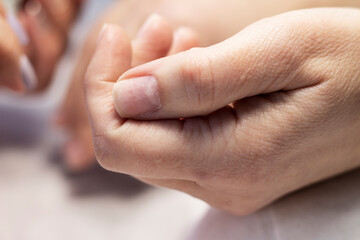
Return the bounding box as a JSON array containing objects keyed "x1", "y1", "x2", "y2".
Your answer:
[
  {"x1": 59, "y1": 0, "x2": 360, "y2": 171},
  {"x1": 85, "y1": 8, "x2": 360, "y2": 215},
  {"x1": 0, "y1": 4, "x2": 24, "y2": 91},
  {"x1": 0, "y1": 0, "x2": 82, "y2": 91},
  {"x1": 18, "y1": 0, "x2": 82, "y2": 90},
  {"x1": 59, "y1": 13, "x2": 199, "y2": 171}
]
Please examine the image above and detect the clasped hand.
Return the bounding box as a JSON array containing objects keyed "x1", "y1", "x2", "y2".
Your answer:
[{"x1": 85, "y1": 8, "x2": 360, "y2": 215}]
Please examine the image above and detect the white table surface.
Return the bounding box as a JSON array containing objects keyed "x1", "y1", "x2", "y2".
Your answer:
[
  {"x1": 1, "y1": 144, "x2": 360, "y2": 240},
  {"x1": 0, "y1": 145, "x2": 208, "y2": 240}
]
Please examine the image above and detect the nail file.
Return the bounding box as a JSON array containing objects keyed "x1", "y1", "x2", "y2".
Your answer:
[{"x1": 3, "y1": 0, "x2": 38, "y2": 91}]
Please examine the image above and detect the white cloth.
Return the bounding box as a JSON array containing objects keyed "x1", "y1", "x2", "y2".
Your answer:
[{"x1": 189, "y1": 169, "x2": 360, "y2": 240}]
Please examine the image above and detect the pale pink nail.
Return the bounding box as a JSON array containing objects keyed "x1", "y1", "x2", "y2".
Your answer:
[{"x1": 113, "y1": 76, "x2": 161, "y2": 117}]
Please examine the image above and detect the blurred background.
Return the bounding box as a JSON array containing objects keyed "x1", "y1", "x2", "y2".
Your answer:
[
  {"x1": 0, "y1": 1, "x2": 208, "y2": 239},
  {"x1": 1, "y1": 0, "x2": 360, "y2": 239}
]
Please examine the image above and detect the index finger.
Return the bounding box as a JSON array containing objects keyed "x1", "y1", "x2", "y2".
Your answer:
[{"x1": 85, "y1": 24, "x2": 132, "y2": 136}]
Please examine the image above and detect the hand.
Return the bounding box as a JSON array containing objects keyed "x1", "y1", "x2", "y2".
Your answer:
[
  {"x1": 57, "y1": 0, "x2": 315, "y2": 171},
  {"x1": 59, "y1": 14, "x2": 198, "y2": 171},
  {"x1": 86, "y1": 8, "x2": 360, "y2": 215},
  {"x1": 59, "y1": 0, "x2": 360, "y2": 172},
  {"x1": 0, "y1": 7, "x2": 24, "y2": 91},
  {"x1": 56, "y1": 0, "x2": 196, "y2": 172},
  {"x1": 18, "y1": 0, "x2": 82, "y2": 90}
]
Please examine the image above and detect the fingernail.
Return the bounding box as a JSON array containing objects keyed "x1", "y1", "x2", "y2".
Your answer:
[
  {"x1": 20, "y1": 55, "x2": 38, "y2": 91},
  {"x1": 6, "y1": 12, "x2": 29, "y2": 46},
  {"x1": 136, "y1": 13, "x2": 162, "y2": 39},
  {"x1": 24, "y1": 0, "x2": 42, "y2": 17},
  {"x1": 113, "y1": 76, "x2": 161, "y2": 117},
  {"x1": 24, "y1": 0, "x2": 48, "y2": 28},
  {"x1": 97, "y1": 23, "x2": 109, "y2": 44}
]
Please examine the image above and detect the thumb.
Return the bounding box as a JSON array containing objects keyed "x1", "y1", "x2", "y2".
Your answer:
[{"x1": 112, "y1": 13, "x2": 324, "y2": 119}]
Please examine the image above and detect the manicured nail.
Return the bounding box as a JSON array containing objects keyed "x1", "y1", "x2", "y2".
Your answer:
[
  {"x1": 24, "y1": 0, "x2": 48, "y2": 28},
  {"x1": 24, "y1": 0, "x2": 42, "y2": 17},
  {"x1": 136, "y1": 13, "x2": 162, "y2": 39},
  {"x1": 6, "y1": 12, "x2": 29, "y2": 46},
  {"x1": 113, "y1": 76, "x2": 161, "y2": 117},
  {"x1": 20, "y1": 55, "x2": 38, "y2": 91}
]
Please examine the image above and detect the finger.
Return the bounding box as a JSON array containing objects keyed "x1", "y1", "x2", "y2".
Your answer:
[
  {"x1": 168, "y1": 27, "x2": 200, "y2": 55},
  {"x1": 19, "y1": 11, "x2": 62, "y2": 90},
  {"x1": 97, "y1": 105, "x2": 239, "y2": 180},
  {"x1": 85, "y1": 24, "x2": 132, "y2": 136},
  {"x1": 75, "y1": 14, "x2": 175, "y2": 173},
  {"x1": 0, "y1": 18, "x2": 24, "y2": 91},
  {"x1": 0, "y1": 3, "x2": 5, "y2": 17},
  {"x1": 71, "y1": 0, "x2": 84, "y2": 15},
  {"x1": 132, "y1": 13, "x2": 173, "y2": 67},
  {"x1": 0, "y1": 70, "x2": 24, "y2": 92},
  {"x1": 112, "y1": 13, "x2": 326, "y2": 120},
  {"x1": 115, "y1": 15, "x2": 199, "y2": 118},
  {"x1": 64, "y1": 126, "x2": 95, "y2": 172},
  {"x1": 86, "y1": 25, "x2": 235, "y2": 180},
  {"x1": 31, "y1": 0, "x2": 75, "y2": 33}
]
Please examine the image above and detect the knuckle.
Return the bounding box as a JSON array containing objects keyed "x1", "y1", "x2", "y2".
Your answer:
[
  {"x1": 260, "y1": 27, "x2": 301, "y2": 81},
  {"x1": 251, "y1": 16, "x2": 336, "y2": 90},
  {"x1": 181, "y1": 48, "x2": 216, "y2": 113},
  {"x1": 262, "y1": 13, "x2": 342, "y2": 70}
]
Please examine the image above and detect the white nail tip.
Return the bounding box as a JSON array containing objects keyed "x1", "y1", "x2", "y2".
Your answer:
[
  {"x1": 6, "y1": 12, "x2": 29, "y2": 46},
  {"x1": 20, "y1": 55, "x2": 38, "y2": 91}
]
